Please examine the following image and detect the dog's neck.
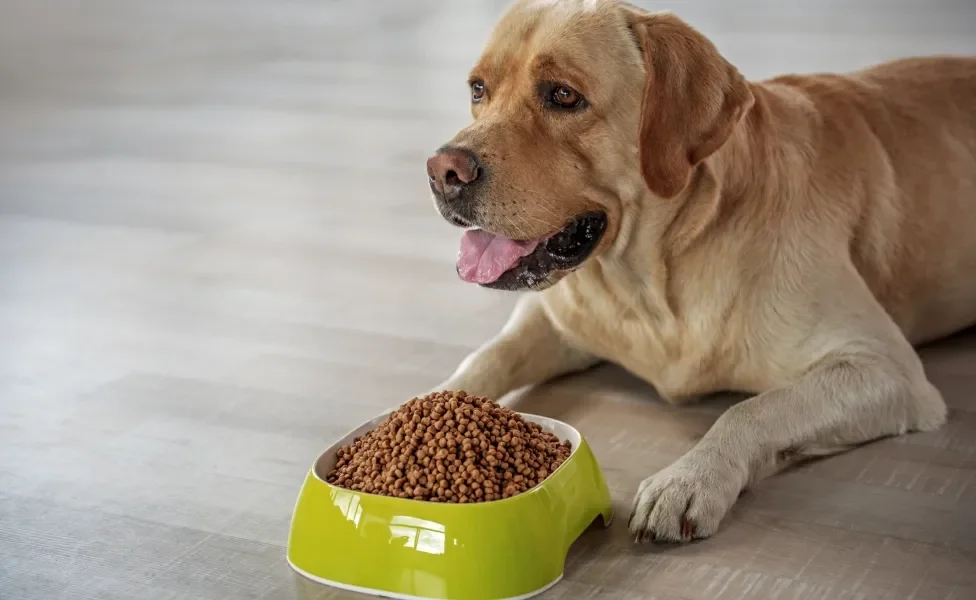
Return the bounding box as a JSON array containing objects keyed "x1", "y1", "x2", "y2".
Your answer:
[
  {"x1": 660, "y1": 81, "x2": 800, "y2": 258},
  {"x1": 713, "y1": 82, "x2": 797, "y2": 204},
  {"x1": 595, "y1": 82, "x2": 801, "y2": 319}
]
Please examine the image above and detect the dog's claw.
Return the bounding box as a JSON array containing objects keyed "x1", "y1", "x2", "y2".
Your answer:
[
  {"x1": 639, "y1": 528, "x2": 656, "y2": 544},
  {"x1": 681, "y1": 518, "x2": 694, "y2": 539}
]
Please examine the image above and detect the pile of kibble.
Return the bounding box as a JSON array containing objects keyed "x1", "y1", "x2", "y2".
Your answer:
[{"x1": 326, "y1": 391, "x2": 572, "y2": 503}]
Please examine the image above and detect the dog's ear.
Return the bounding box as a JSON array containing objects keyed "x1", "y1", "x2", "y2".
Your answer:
[{"x1": 624, "y1": 9, "x2": 754, "y2": 198}]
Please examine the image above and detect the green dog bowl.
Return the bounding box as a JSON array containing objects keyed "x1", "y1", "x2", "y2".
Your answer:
[{"x1": 287, "y1": 410, "x2": 613, "y2": 600}]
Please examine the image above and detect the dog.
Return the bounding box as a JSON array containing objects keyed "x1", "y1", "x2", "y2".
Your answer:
[{"x1": 425, "y1": 0, "x2": 976, "y2": 543}]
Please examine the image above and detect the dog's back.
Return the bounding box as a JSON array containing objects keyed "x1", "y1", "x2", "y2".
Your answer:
[{"x1": 767, "y1": 57, "x2": 976, "y2": 344}]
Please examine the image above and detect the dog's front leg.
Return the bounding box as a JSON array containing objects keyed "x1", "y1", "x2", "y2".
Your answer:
[
  {"x1": 436, "y1": 295, "x2": 598, "y2": 401},
  {"x1": 628, "y1": 322, "x2": 946, "y2": 543}
]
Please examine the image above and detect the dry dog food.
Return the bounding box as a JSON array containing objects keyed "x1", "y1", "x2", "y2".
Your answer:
[{"x1": 326, "y1": 391, "x2": 572, "y2": 503}]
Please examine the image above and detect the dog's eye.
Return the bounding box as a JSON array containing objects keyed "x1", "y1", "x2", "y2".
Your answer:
[
  {"x1": 470, "y1": 80, "x2": 486, "y2": 103},
  {"x1": 551, "y1": 85, "x2": 582, "y2": 109}
]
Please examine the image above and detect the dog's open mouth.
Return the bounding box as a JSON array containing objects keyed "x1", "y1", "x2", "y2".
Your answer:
[{"x1": 456, "y1": 212, "x2": 607, "y2": 290}]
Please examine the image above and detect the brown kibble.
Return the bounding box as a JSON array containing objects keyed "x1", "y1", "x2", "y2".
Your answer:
[{"x1": 325, "y1": 391, "x2": 572, "y2": 503}]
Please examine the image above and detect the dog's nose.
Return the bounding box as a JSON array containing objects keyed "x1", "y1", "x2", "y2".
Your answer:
[{"x1": 427, "y1": 148, "x2": 480, "y2": 200}]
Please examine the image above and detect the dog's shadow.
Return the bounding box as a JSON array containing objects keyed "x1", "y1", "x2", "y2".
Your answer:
[{"x1": 505, "y1": 361, "x2": 748, "y2": 450}]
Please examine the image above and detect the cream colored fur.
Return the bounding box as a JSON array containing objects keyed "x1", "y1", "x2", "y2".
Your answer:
[{"x1": 432, "y1": 0, "x2": 976, "y2": 543}]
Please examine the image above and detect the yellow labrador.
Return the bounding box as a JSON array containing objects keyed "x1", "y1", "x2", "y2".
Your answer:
[{"x1": 425, "y1": 0, "x2": 976, "y2": 543}]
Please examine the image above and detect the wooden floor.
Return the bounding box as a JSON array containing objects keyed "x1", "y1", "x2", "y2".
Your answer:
[{"x1": 1, "y1": 1, "x2": 975, "y2": 599}]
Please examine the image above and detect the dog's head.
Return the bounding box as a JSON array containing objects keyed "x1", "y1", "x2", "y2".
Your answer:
[{"x1": 427, "y1": 0, "x2": 753, "y2": 291}]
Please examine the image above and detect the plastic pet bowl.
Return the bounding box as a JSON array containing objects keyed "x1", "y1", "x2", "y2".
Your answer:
[{"x1": 287, "y1": 410, "x2": 613, "y2": 600}]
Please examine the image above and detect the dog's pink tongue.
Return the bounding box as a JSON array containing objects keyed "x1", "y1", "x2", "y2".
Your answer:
[{"x1": 458, "y1": 229, "x2": 539, "y2": 284}]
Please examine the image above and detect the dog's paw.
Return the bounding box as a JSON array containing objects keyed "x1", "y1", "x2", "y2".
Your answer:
[
  {"x1": 628, "y1": 447, "x2": 746, "y2": 544},
  {"x1": 430, "y1": 374, "x2": 503, "y2": 402}
]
